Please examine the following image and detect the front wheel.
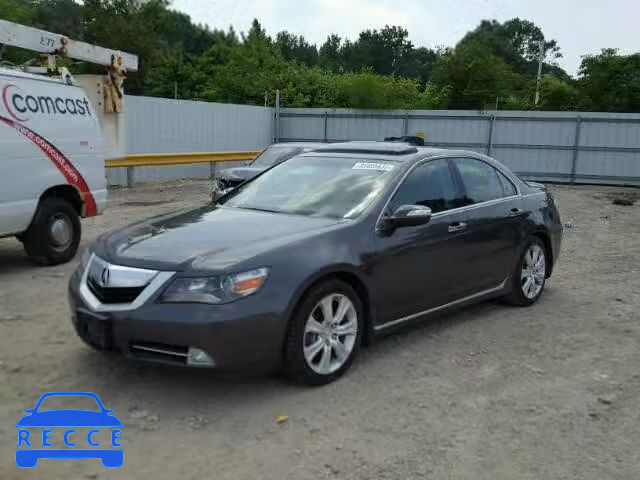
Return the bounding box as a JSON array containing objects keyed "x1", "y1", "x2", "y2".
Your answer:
[
  {"x1": 285, "y1": 280, "x2": 364, "y2": 385},
  {"x1": 23, "y1": 197, "x2": 81, "y2": 266},
  {"x1": 504, "y1": 238, "x2": 547, "y2": 306}
]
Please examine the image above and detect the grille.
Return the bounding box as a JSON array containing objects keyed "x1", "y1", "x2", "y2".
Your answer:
[{"x1": 87, "y1": 276, "x2": 145, "y2": 304}]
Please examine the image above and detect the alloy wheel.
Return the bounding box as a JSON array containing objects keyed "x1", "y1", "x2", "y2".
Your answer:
[
  {"x1": 521, "y1": 244, "x2": 546, "y2": 299},
  {"x1": 303, "y1": 293, "x2": 358, "y2": 375}
]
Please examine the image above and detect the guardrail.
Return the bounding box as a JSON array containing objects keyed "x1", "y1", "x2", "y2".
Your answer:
[{"x1": 105, "y1": 151, "x2": 260, "y2": 187}]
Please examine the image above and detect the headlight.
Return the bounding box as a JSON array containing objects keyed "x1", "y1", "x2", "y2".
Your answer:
[{"x1": 160, "y1": 268, "x2": 269, "y2": 304}]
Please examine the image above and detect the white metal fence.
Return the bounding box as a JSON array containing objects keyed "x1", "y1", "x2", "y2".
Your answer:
[
  {"x1": 108, "y1": 96, "x2": 274, "y2": 186},
  {"x1": 278, "y1": 108, "x2": 640, "y2": 186},
  {"x1": 115, "y1": 97, "x2": 640, "y2": 187}
]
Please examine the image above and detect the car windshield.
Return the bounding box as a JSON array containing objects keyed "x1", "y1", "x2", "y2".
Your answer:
[
  {"x1": 37, "y1": 395, "x2": 101, "y2": 412},
  {"x1": 250, "y1": 146, "x2": 300, "y2": 167},
  {"x1": 221, "y1": 156, "x2": 397, "y2": 219}
]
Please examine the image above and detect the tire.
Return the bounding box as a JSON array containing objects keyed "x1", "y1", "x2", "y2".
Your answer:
[
  {"x1": 23, "y1": 197, "x2": 81, "y2": 266},
  {"x1": 503, "y1": 237, "x2": 547, "y2": 306},
  {"x1": 285, "y1": 279, "x2": 364, "y2": 385}
]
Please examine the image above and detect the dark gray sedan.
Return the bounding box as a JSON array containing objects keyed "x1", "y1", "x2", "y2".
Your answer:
[{"x1": 69, "y1": 142, "x2": 562, "y2": 385}]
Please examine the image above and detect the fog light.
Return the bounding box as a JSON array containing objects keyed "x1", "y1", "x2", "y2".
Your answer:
[{"x1": 187, "y1": 347, "x2": 215, "y2": 367}]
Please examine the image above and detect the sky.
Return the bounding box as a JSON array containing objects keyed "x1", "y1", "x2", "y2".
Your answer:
[{"x1": 170, "y1": 0, "x2": 638, "y2": 77}]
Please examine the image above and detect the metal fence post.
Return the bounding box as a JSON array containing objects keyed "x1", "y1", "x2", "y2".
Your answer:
[
  {"x1": 570, "y1": 116, "x2": 582, "y2": 184},
  {"x1": 126, "y1": 166, "x2": 134, "y2": 188},
  {"x1": 323, "y1": 111, "x2": 328, "y2": 142},
  {"x1": 486, "y1": 115, "x2": 496, "y2": 156},
  {"x1": 403, "y1": 112, "x2": 409, "y2": 136},
  {"x1": 274, "y1": 89, "x2": 280, "y2": 143},
  {"x1": 209, "y1": 161, "x2": 216, "y2": 180}
]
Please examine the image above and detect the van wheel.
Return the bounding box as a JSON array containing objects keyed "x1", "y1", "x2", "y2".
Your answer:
[{"x1": 23, "y1": 197, "x2": 81, "y2": 265}]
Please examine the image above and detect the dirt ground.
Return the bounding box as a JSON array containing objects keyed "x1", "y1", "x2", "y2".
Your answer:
[{"x1": 0, "y1": 181, "x2": 638, "y2": 480}]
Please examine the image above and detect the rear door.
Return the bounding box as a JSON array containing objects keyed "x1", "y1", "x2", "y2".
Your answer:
[
  {"x1": 449, "y1": 157, "x2": 524, "y2": 294},
  {"x1": 372, "y1": 158, "x2": 469, "y2": 325}
]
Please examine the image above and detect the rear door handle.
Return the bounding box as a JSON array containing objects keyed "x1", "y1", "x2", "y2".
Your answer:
[{"x1": 448, "y1": 221, "x2": 467, "y2": 233}]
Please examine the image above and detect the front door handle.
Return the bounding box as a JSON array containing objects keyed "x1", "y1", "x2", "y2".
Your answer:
[
  {"x1": 448, "y1": 221, "x2": 467, "y2": 233},
  {"x1": 509, "y1": 208, "x2": 524, "y2": 217}
]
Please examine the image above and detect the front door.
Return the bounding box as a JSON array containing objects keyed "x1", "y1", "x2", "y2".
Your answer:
[{"x1": 371, "y1": 158, "x2": 469, "y2": 326}]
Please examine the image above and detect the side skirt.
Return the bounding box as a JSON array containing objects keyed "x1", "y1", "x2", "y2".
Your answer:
[{"x1": 373, "y1": 278, "x2": 508, "y2": 333}]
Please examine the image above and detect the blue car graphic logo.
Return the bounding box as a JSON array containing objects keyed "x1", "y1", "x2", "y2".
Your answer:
[{"x1": 15, "y1": 391, "x2": 123, "y2": 468}]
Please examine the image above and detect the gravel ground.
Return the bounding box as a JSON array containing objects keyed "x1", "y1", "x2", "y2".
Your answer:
[{"x1": 0, "y1": 181, "x2": 638, "y2": 480}]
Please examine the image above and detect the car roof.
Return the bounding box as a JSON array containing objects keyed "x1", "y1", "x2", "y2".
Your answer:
[
  {"x1": 291, "y1": 141, "x2": 519, "y2": 178},
  {"x1": 270, "y1": 142, "x2": 327, "y2": 149},
  {"x1": 302, "y1": 141, "x2": 448, "y2": 162}
]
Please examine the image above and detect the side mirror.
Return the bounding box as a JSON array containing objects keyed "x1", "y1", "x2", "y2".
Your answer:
[
  {"x1": 385, "y1": 204, "x2": 432, "y2": 229},
  {"x1": 211, "y1": 186, "x2": 234, "y2": 202}
]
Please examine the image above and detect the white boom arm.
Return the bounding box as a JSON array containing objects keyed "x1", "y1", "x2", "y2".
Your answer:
[{"x1": 0, "y1": 18, "x2": 138, "y2": 71}]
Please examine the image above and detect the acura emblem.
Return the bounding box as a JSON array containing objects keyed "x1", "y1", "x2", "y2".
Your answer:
[{"x1": 100, "y1": 266, "x2": 110, "y2": 286}]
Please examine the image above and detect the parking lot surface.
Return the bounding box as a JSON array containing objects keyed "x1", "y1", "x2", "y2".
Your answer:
[{"x1": 0, "y1": 181, "x2": 638, "y2": 480}]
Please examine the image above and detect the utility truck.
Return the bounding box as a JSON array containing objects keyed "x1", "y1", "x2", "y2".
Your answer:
[{"x1": 0, "y1": 19, "x2": 137, "y2": 265}]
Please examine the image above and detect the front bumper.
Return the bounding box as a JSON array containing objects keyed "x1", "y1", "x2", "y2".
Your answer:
[{"x1": 68, "y1": 268, "x2": 287, "y2": 372}]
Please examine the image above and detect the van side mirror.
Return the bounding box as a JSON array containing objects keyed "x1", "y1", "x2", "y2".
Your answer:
[{"x1": 386, "y1": 205, "x2": 432, "y2": 228}]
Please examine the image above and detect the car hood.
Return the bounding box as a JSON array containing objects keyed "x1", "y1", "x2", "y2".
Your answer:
[
  {"x1": 16, "y1": 410, "x2": 123, "y2": 427},
  {"x1": 218, "y1": 166, "x2": 265, "y2": 182},
  {"x1": 97, "y1": 205, "x2": 344, "y2": 271}
]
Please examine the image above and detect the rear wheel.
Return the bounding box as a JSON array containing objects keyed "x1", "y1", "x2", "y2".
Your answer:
[
  {"x1": 23, "y1": 197, "x2": 81, "y2": 266},
  {"x1": 285, "y1": 280, "x2": 363, "y2": 385},
  {"x1": 504, "y1": 238, "x2": 547, "y2": 306}
]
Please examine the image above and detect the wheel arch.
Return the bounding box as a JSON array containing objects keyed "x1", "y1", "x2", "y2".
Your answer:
[
  {"x1": 284, "y1": 266, "x2": 375, "y2": 347},
  {"x1": 39, "y1": 184, "x2": 83, "y2": 217},
  {"x1": 531, "y1": 230, "x2": 553, "y2": 277}
]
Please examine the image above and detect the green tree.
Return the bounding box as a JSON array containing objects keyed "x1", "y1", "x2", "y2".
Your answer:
[
  {"x1": 397, "y1": 46, "x2": 440, "y2": 85},
  {"x1": 275, "y1": 31, "x2": 318, "y2": 66},
  {"x1": 537, "y1": 74, "x2": 579, "y2": 110},
  {"x1": 318, "y1": 34, "x2": 342, "y2": 72},
  {"x1": 342, "y1": 25, "x2": 413, "y2": 75},
  {"x1": 0, "y1": 0, "x2": 35, "y2": 24},
  {"x1": 2, "y1": 3, "x2": 638, "y2": 113},
  {"x1": 0, "y1": 0, "x2": 36, "y2": 64},
  {"x1": 432, "y1": 43, "x2": 516, "y2": 109},
  {"x1": 459, "y1": 18, "x2": 566, "y2": 78},
  {"x1": 577, "y1": 49, "x2": 640, "y2": 112}
]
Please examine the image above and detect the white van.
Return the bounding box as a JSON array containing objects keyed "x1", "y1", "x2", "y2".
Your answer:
[{"x1": 0, "y1": 67, "x2": 107, "y2": 265}]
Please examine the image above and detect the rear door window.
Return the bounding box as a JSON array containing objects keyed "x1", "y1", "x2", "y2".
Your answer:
[
  {"x1": 390, "y1": 159, "x2": 463, "y2": 214},
  {"x1": 453, "y1": 158, "x2": 508, "y2": 205}
]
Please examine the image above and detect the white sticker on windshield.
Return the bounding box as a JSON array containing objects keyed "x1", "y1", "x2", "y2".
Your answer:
[{"x1": 352, "y1": 162, "x2": 395, "y2": 172}]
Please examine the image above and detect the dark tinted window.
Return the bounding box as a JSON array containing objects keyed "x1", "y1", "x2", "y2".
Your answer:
[
  {"x1": 497, "y1": 170, "x2": 517, "y2": 196},
  {"x1": 390, "y1": 159, "x2": 461, "y2": 213},
  {"x1": 454, "y1": 158, "x2": 507, "y2": 205}
]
